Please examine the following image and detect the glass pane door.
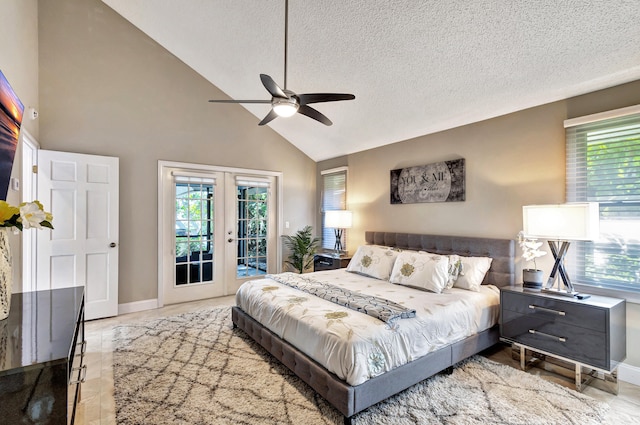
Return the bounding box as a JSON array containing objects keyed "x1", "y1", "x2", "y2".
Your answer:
[
  {"x1": 235, "y1": 184, "x2": 268, "y2": 278},
  {"x1": 175, "y1": 179, "x2": 214, "y2": 285}
]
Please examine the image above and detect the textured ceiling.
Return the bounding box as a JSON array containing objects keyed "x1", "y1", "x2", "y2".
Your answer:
[{"x1": 101, "y1": 0, "x2": 640, "y2": 161}]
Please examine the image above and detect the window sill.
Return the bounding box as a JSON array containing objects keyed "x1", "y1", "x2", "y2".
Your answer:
[{"x1": 573, "y1": 283, "x2": 640, "y2": 305}]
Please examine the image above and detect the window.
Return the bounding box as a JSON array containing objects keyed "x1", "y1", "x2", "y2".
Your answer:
[
  {"x1": 174, "y1": 175, "x2": 215, "y2": 285},
  {"x1": 321, "y1": 167, "x2": 347, "y2": 251},
  {"x1": 235, "y1": 177, "x2": 270, "y2": 277},
  {"x1": 566, "y1": 107, "x2": 640, "y2": 292}
]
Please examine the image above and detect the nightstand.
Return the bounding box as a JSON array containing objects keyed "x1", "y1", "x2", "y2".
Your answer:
[
  {"x1": 500, "y1": 286, "x2": 626, "y2": 393},
  {"x1": 313, "y1": 253, "x2": 351, "y2": 271}
]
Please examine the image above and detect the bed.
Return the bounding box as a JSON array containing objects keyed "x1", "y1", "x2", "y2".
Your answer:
[{"x1": 232, "y1": 231, "x2": 515, "y2": 424}]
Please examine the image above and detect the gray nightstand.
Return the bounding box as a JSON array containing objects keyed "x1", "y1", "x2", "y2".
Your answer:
[
  {"x1": 313, "y1": 254, "x2": 351, "y2": 271},
  {"x1": 500, "y1": 286, "x2": 626, "y2": 393}
]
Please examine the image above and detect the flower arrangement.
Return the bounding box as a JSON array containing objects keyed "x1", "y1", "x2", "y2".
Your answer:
[
  {"x1": 0, "y1": 200, "x2": 53, "y2": 232},
  {"x1": 517, "y1": 231, "x2": 546, "y2": 270}
]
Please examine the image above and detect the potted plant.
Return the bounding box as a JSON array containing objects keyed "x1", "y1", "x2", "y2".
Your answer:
[
  {"x1": 517, "y1": 231, "x2": 547, "y2": 289},
  {"x1": 282, "y1": 225, "x2": 320, "y2": 273}
]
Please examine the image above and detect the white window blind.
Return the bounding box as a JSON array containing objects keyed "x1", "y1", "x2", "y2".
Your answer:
[
  {"x1": 321, "y1": 167, "x2": 347, "y2": 250},
  {"x1": 235, "y1": 175, "x2": 271, "y2": 187},
  {"x1": 566, "y1": 110, "x2": 640, "y2": 291},
  {"x1": 172, "y1": 171, "x2": 216, "y2": 185}
]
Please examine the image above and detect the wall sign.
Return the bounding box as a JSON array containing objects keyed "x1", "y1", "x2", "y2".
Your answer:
[{"x1": 390, "y1": 159, "x2": 465, "y2": 204}]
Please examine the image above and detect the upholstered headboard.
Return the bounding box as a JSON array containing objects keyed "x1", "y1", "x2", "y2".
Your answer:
[{"x1": 364, "y1": 231, "x2": 515, "y2": 287}]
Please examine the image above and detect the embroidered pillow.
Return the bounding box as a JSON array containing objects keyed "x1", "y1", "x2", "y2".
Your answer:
[
  {"x1": 389, "y1": 251, "x2": 449, "y2": 293},
  {"x1": 453, "y1": 256, "x2": 493, "y2": 291},
  {"x1": 347, "y1": 245, "x2": 399, "y2": 280},
  {"x1": 447, "y1": 254, "x2": 463, "y2": 288}
]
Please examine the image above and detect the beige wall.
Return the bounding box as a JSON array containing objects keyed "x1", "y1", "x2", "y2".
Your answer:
[
  {"x1": 37, "y1": 0, "x2": 316, "y2": 304},
  {"x1": 0, "y1": 0, "x2": 39, "y2": 140},
  {"x1": 318, "y1": 79, "x2": 640, "y2": 367},
  {"x1": 0, "y1": 0, "x2": 39, "y2": 291}
]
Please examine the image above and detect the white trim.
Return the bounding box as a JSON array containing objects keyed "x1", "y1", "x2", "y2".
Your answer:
[
  {"x1": 564, "y1": 104, "x2": 640, "y2": 128},
  {"x1": 20, "y1": 130, "x2": 39, "y2": 293},
  {"x1": 118, "y1": 298, "x2": 159, "y2": 315},
  {"x1": 320, "y1": 165, "x2": 348, "y2": 175},
  {"x1": 619, "y1": 362, "x2": 640, "y2": 386}
]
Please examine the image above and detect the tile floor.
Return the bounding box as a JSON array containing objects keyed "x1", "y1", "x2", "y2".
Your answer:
[{"x1": 75, "y1": 296, "x2": 640, "y2": 424}]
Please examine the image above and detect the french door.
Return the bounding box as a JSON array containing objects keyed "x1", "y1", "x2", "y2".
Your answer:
[{"x1": 159, "y1": 162, "x2": 278, "y2": 305}]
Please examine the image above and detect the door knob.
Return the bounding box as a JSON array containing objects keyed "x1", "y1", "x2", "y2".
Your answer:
[
  {"x1": 228, "y1": 238, "x2": 234, "y2": 243},
  {"x1": 109, "y1": 242, "x2": 117, "y2": 248}
]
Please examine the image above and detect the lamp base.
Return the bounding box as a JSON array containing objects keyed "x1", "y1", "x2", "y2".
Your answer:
[{"x1": 541, "y1": 287, "x2": 580, "y2": 298}]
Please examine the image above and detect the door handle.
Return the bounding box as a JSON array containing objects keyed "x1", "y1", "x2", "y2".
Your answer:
[
  {"x1": 110, "y1": 242, "x2": 117, "y2": 248},
  {"x1": 228, "y1": 238, "x2": 234, "y2": 243}
]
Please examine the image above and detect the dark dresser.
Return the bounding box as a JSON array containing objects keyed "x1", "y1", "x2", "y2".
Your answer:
[
  {"x1": 500, "y1": 286, "x2": 625, "y2": 392},
  {"x1": 0, "y1": 287, "x2": 86, "y2": 424},
  {"x1": 313, "y1": 253, "x2": 351, "y2": 271}
]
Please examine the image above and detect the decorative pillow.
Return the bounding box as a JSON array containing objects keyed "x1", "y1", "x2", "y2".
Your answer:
[
  {"x1": 346, "y1": 245, "x2": 399, "y2": 280},
  {"x1": 447, "y1": 254, "x2": 463, "y2": 288},
  {"x1": 389, "y1": 251, "x2": 450, "y2": 293},
  {"x1": 421, "y1": 251, "x2": 462, "y2": 288},
  {"x1": 453, "y1": 256, "x2": 493, "y2": 291}
]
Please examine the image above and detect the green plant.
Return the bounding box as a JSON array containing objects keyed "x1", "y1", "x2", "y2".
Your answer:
[{"x1": 283, "y1": 225, "x2": 320, "y2": 273}]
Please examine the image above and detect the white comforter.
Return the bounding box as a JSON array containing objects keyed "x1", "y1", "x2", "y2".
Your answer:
[{"x1": 235, "y1": 269, "x2": 500, "y2": 386}]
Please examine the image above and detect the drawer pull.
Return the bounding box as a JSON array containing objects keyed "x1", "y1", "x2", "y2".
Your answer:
[
  {"x1": 528, "y1": 304, "x2": 566, "y2": 316},
  {"x1": 70, "y1": 365, "x2": 87, "y2": 385},
  {"x1": 529, "y1": 329, "x2": 566, "y2": 343}
]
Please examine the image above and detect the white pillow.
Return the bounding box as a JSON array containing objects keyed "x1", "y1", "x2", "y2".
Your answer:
[
  {"x1": 447, "y1": 255, "x2": 463, "y2": 288},
  {"x1": 453, "y1": 256, "x2": 493, "y2": 291},
  {"x1": 346, "y1": 245, "x2": 399, "y2": 280},
  {"x1": 389, "y1": 251, "x2": 449, "y2": 293},
  {"x1": 421, "y1": 251, "x2": 462, "y2": 289}
]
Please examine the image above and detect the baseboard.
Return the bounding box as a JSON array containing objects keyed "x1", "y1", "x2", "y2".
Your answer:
[
  {"x1": 619, "y1": 362, "x2": 640, "y2": 387},
  {"x1": 118, "y1": 298, "x2": 158, "y2": 315}
]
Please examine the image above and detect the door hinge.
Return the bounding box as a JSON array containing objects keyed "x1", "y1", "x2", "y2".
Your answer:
[{"x1": 32, "y1": 165, "x2": 38, "y2": 174}]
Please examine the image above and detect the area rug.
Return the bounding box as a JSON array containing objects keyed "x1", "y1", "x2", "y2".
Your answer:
[{"x1": 113, "y1": 307, "x2": 609, "y2": 424}]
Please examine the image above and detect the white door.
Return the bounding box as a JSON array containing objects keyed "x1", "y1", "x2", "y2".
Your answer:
[
  {"x1": 36, "y1": 150, "x2": 119, "y2": 320},
  {"x1": 224, "y1": 174, "x2": 277, "y2": 294},
  {"x1": 159, "y1": 163, "x2": 278, "y2": 305},
  {"x1": 160, "y1": 169, "x2": 226, "y2": 304}
]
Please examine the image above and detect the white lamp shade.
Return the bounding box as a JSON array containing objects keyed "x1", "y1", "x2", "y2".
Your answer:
[
  {"x1": 324, "y1": 210, "x2": 353, "y2": 229},
  {"x1": 522, "y1": 203, "x2": 599, "y2": 241}
]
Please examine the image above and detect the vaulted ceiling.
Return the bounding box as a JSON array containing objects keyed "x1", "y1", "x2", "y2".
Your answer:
[{"x1": 101, "y1": 0, "x2": 640, "y2": 161}]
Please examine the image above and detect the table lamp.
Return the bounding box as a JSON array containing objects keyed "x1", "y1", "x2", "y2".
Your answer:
[
  {"x1": 324, "y1": 210, "x2": 353, "y2": 255},
  {"x1": 522, "y1": 203, "x2": 599, "y2": 297}
]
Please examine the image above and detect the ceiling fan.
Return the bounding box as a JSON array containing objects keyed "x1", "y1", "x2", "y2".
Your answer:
[{"x1": 208, "y1": 0, "x2": 355, "y2": 126}]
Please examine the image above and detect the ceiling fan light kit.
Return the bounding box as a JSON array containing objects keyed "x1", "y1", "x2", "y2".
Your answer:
[
  {"x1": 208, "y1": 0, "x2": 354, "y2": 126},
  {"x1": 272, "y1": 98, "x2": 299, "y2": 117}
]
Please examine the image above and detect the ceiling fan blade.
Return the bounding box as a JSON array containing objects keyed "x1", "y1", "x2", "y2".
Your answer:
[
  {"x1": 258, "y1": 109, "x2": 279, "y2": 126},
  {"x1": 297, "y1": 93, "x2": 355, "y2": 106},
  {"x1": 297, "y1": 105, "x2": 333, "y2": 126},
  {"x1": 260, "y1": 74, "x2": 288, "y2": 99},
  {"x1": 208, "y1": 99, "x2": 271, "y2": 103}
]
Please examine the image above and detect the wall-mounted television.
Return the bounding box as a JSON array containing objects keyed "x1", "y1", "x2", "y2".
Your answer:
[{"x1": 0, "y1": 69, "x2": 24, "y2": 201}]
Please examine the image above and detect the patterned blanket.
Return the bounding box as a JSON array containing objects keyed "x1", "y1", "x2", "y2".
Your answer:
[{"x1": 266, "y1": 272, "x2": 416, "y2": 324}]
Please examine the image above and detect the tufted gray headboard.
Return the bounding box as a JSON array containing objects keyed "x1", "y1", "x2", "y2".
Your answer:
[{"x1": 364, "y1": 231, "x2": 515, "y2": 287}]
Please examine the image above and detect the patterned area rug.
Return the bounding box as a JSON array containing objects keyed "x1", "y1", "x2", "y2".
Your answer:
[{"x1": 113, "y1": 307, "x2": 609, "y2": 424}]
